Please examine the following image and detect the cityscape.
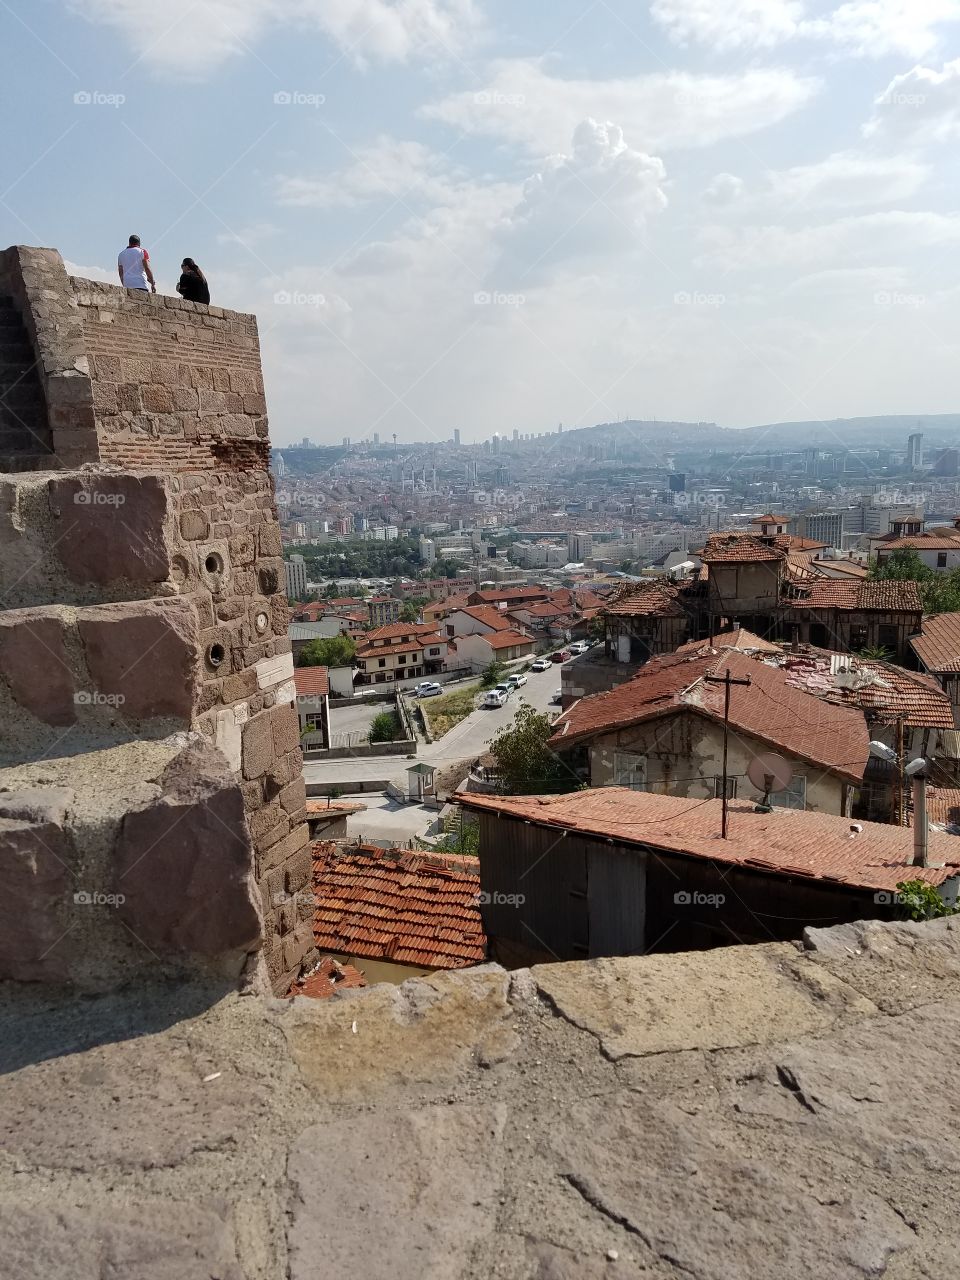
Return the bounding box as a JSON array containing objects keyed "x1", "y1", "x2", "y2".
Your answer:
[{"x1": 6, "y1": 0, "x2": 960, "y2": 1275}]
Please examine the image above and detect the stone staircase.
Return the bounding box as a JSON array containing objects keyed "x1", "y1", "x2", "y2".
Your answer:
[{"x1": 0, "y1": 296, "x2": 52, "y2": 470}]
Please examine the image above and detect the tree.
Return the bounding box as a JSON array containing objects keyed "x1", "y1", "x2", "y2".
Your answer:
[
  {"x1": 399, "y1": 601, "x2": 421, "y2": 622},
  {"x1": 368, "y1": 710, "x2": 401, "y2": 743},
  {"x1": 480, "y1": 660, "x2": 506, "y2": 688},
  {"x1": 895, "y1": 879, "x2": 960, "y2": 921},
  {"x1": 489, "y1": 703, "x2": 578, "y2": 795},
  {"x1": 870, "y1": 549, "x2": 960, "y2": 615},
  {"x1": 297, "y1": 634, "x2": 356, "y2": 667},
  {"x1": 430, "y1": 822, "x2": 480, "y2": 856}
]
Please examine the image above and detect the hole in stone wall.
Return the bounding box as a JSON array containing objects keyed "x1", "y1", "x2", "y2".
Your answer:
[
  {"x1": 205, "y1": 553, "x2": 223, "y2": 575},
  {"x1": 258, "y1": 567, "x2": 279, "y2": 595},
  {"x1": 207, "y1": 643, "x2": 226, "y2": 669}
]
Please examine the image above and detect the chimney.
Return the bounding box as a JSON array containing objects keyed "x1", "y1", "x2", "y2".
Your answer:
[{"x1": 912, "y1": 774, "x2": 929, "y2": 868}]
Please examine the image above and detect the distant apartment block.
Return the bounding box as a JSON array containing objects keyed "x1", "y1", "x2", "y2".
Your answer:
[{"x1": 285, "y1": 554, "x2": 308, "y2": 601}]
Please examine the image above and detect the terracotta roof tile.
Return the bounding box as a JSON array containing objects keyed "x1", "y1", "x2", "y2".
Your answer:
[
  {"x1": 674, "y1": 627, "x2": 782, "y2": 657},
  {"x1": 289, "y1": 956, "x2": 367, "y2": 999},
  {"x1": 786, "y1": 580, "x2": 923, "y2": 612},
  {"x1": 456, "y1": 605, "x2": 513, "y2": 630},
  {"x1": 550, "y1": 649, "x2": 868, "y2": 782},
  {"x1": 312, "y1": 842, "x2": 486, "y2": 969},
  {"x1": 911, "y1": 614, "x2": 960, "y2": 673},
  {"x1": 457, "y1": 789, "x2": 960, "y2": 893},
  {"x1": 294, "y1": 666, "x2": 329, "y2": 697},
  {"x1": 772, "y1": 650, "x2": 953, "y2": 729},
  {"x1": 700, "y1": 533, "x2": 786, "y2": 563},
  {"x1": 603, "y1": 580, "x2": 687, "y2": 617},
  {"x1": 483, "y1": 629, "x2": 536, "y2": 650}
]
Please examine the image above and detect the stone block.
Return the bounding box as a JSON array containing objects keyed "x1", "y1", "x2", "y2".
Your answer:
[
  {"x1": 242, "y1": 709, "x2": 275, "y2": 780},
  {"x1": 279, "y1": 777, "x2": 306, "y2": 814},
  {"x1": 0, "y1": 788, "x2": 75, "y2": 981},
  {"x1": 115, "y1": 743, "x2": 261, "y2": 956},
  {"x1": 179, "y1": 509, "x2": 210, "y2": 541},
  {"x1": 0, "y1": 611, "x2": 76, "y2": 727},
  {"x1": 271, "y1": 704, "x2": 301, "y2": 757},
  {"x1": 48, "y1": 474, "x2": 171, "y2": 586},
  {"x1": 77, "y1": 598, "x2": 200, "y2": 723},
  {"x1": 258, "y1": 524, "x2": 282, "y2": 557}
]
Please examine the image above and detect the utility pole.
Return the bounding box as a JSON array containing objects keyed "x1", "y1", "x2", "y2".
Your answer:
[{"x1": 705, "y1": 669, "x2": 752, "y2": 839}]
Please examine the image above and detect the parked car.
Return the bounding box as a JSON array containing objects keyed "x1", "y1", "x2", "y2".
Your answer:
[
  {"x1": 551, "y1": 650, "x2": 571, "y2": 663},
  {"x1": 507, "y1": 673, "x2": 527, "y2": 688},
  {"x1": 482, "y1": 689, "x2": 508, "y2": 708},
  {"x1": 494, "y1": 683, "x2": 513, "y2": 700},
  {"x1": 568, "y1": 641, "x2": 590, "y2": 654},
  {"x1": 530, "y1": 658, "x2": 551, "y2": 672},
  {"x1": 551, "y1": 688, "x2": 563, "y2": 704},
  {"x1": 412, "y1": 681, "x2": 442, "y2": 698}
]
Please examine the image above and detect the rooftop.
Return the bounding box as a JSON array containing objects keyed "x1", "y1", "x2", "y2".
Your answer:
[
  {"x1": 293, "y1": 666, "x2": 329, "y2": 698},
  {"x1": 288, "y1": 955, "x2": 367, "y2": 999},
  {"x1": 786, "y1": 579, "x2": 923, "y2": 612},
  {"x1": 551, "y1": 649, "x2": 869, "y2": 782},
  {"x1": 700, "y1": 533, "x2": 786, "y2": 563},
  {"x1": 312, "y1": 842, "x2": 486, "y2": 969},
  {"x1": 458, "y1": 787, "x2": 960, "y2": 893},
  {"x1": 455, "y1": 604, "x2": 513, "y2": 630},
  {"x1": 481, "y1": 628, "x2": 536, "y2": 650},
  {"x1": 911, "y1": 612, "x2": 960, "y2": 673}
]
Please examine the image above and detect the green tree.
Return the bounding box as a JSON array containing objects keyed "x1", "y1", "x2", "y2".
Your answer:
[
  {"x1": 895, "y1": 879, "x2": 960, "y2": 921},
  {"x1": 297, "y1": 634, "x2": 356, "y2": 667},
  {"x1": 368, "y1": 710, "x2": 401, "y2": 743},
  {"x1": 480, "y1": 660, "x2": 506, "y2": 688},
  {"x1": 399, "y1": 600, "x2": 421, "y2": 622},
  {"x1": 870, "y1": 549, "x2": 960, "y2": 615},
  {"x1": 489, "y1": 703, "x2": 578, "y2": 795},
  {"x1": 430, "y1": 822, "x2": 480, "y2": 857}
]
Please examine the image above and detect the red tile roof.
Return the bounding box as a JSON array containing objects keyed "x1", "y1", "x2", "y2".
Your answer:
[
  {"x1": 355, "y1": 638, "x2": 430, "y2": 658},
  {"x1": 289, "y1": 956, "x2": 367, "y2": 1000},
  {"x1": 753, "y1": 513, "x2": 792, "y2": 523},
  {"x1": 674, "y1": 628, "x2": 782, "y2": 657},
  {"x1": 786, "y1": 580, "x2": 923, "y2": 612},
  {"x1": 603, "y1": 580, "x2": 687, "y2": 617},
  {"x1": 456, "y1": 605, "x2": 513, "y2": 631},
  {"x1": 550, "y1": 649, "x2": 868, "y2": 782},
  {"x1": 878, "y1": 537, "x2": 960, "y2": 551},
  {"x1": 305, "y1": 799, "x2": 367, "y2": 816},
  {"x1": 294, "y1": 666, "x2": 330, "y2": 697},
  {"x1": 700, "y1": 533, "x2": 786, "y2": 563},
  {"x1": 771, "y1": 650, "x2": 952, "y2": 729},
  {"x1": 469, "y1": 587, "x2": 550, "y2": 605},
  {"x1": 457, "y1": 788, "x2": 960, "y2": 893},
  {"x1": 363, "y1": 622, "x2": 438, "y2": 641},
  {"x1": 924, "y1": 787, "x2": 960, "y2": 829},
  {"x1": 482, "y1": 628, "x2": 536, "y2": 650},
  {"x1": 911, "y1": 613, "x2": 960, "y2": 673},
  {"x1": 312, "y1": 843, "x2": 487, "y2": 969}
]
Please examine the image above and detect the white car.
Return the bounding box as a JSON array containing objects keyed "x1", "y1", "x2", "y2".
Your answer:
[
  {"x1": 530, "y1": 658, "x2": 551, "y2": 672},
  {"x1": 568, "y1": 641, "x2": 590, "y2": 654},
  {"x1": 507, "y1": 673, "x2": 527, "y2": 688},
  {"x1": 551, "y1": 688, "x2": 563, "y2": 704},
  {"x1": 482, "y1": 689, "x2": 508, "y2": 708},
  {"x1": 413, "y1": 681, "x2": 442, "y2": 698}
]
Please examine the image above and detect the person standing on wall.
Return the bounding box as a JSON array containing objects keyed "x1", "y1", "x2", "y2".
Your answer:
[
  {"x1": 176, "y1": 258, "x2": 210, "y2": 305},
  {"x1": 117, "y1": 234, "x2": 156, "y2": 293}
]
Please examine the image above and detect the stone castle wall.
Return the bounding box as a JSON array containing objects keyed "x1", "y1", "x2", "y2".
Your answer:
[{"x1": 0, "y1": 245, "x2": 312, "y2": 994}]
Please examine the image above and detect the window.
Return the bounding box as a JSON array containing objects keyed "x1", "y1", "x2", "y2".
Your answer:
[
  {"x1": 378, "y1": 658, "x2": 386, "y2": 668},
  {"x1": 938, "y1": 552, "x2": 948, "y2": 568},
  {"x1": 714, "y1": 776, "x2": 738, "y2": 799},
  {"x1": 429, "y1": 647, "x2": 440, "y2": 656},
  {"x1": 849, "y1": 624, "x2": 868, "y2": 650},
  {"x1": 613, "y1": 751, "x2": 647, "y2": 789},
  {"x1": 877, "y1": 624, "x2": 898, "y2": 652},
  {"x1": 397, "y1": 655, "x2": 406, "y2": 666},
  {"x1": 772, "y1": 775, "x2": 806, "y2": 810},
  {"x1": 303, "y1": 713, "x2": 323, "y2": 733}
]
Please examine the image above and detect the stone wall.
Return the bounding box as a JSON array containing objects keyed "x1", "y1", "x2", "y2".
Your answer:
[{"x1": 0, "y1": 246, "x2": 312, "y2": 994}]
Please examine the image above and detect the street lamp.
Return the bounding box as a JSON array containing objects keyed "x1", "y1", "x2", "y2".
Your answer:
[{"x1": 868, "y1": 742, "x2": 931, "y2": 866}]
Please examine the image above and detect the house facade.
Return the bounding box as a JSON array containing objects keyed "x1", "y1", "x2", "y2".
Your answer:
[
  {"x1": 454, "y1": 628, "x2": 537, "y2": 671},
  {"x1": 354, "y1": 622, "x2": 449, "y2": 686}
]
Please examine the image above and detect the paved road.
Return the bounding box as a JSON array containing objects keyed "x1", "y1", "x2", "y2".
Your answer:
[{"x1": 302, "y1": 664, "x2": 564, "y2": 789}]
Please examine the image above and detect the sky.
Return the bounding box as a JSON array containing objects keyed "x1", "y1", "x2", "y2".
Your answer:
[{"x1": 3, "y1": 1, "x2": 960, "y2": 447}]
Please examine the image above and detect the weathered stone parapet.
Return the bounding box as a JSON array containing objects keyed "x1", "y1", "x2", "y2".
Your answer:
[{"x1": 0, "y1": 738, "x2": 262, "y2": 989}]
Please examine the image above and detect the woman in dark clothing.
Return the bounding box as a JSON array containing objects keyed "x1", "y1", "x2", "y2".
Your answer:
[{"x1": 176, "y1": 258, "x2": 210, "y2": 305}]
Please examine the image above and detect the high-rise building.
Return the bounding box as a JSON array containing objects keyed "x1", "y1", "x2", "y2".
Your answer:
[
  {"x1": 274, "y1": 452, "x2": 285, "y2": 478},
  {"x1": 567, "y1": 531, "x2": 593, "y2": 562},
  {"x1": 453, "y1": 428, "x2": 461, "y2": 446},
  {"x1": 372, "y1": 432, "x2": 380, "y2": 446},
  {"x1": 907, "y1": 432, "x2": 924, "y2": 471},
  {"x1": 668, "y1": 472, "x2": 685, "y2": 493},
  {"x1": 284, "y1": 554, "x2": 307, "y2": 601}
]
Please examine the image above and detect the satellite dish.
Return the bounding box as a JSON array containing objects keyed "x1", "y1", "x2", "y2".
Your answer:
[{"x1": 747, "y1": 752, "x2": 793, "y2": 796}]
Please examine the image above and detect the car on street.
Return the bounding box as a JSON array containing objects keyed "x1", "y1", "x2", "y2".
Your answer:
[
  {"x1": 506, "y1": 673, "x2": 527, "y2": 688},
  {"x1": 551, "y1": 650, "x2": 571, "y2": 663},
  {"x1": 482, "y1": 689, "x2": 508, "y2": 708},
  {"x1": 551, "y1": 688, "x2": 563, "y2": 704},
  {"x1": 494, "y1": 682, "x2": 514, "y2": 699},
  {"x1": 412, "y1": 681, "x2": 443, "y2": 698},
  {"x1": 568, "y1": 641, "x2": 590, "y2": 654},
  {"x1": 530, "y1": 658, "x2": 551, "y2": 672}
]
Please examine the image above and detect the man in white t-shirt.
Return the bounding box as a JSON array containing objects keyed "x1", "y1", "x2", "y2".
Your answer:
[{"x1": 117, "y1": 235, "x2": 156, "y2": 293}]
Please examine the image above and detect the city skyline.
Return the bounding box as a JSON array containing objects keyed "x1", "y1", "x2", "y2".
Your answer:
[{"x1": 5, "y1": 1, "x2": 960, "y2": 446}]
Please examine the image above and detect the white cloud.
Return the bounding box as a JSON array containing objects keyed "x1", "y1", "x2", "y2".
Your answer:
[
  {"x1": 865, "y1": 58, "x2": 960, "y2": 144},
  {"x1": 71, "y1": 0, "x2": 480, "y2": 77},
  {"x1": 698, "y1": 209, "x2": 960, "y2": 270},
  {"x1": 703, "y1": 173, "x2": 744, "y2": 205},
  {"x1": 651, "y1": 0, "x2": 802, "y2": 52},
  {"x1": 493, "y1": 120, "x2": 667, "y2": 284},
  {"x1": 762, "y1": 151, "x2": 929, "y2": 209},
  {"x1": 64, "y1": 259, "x2": 118, "y2": 284},
  {"x1": 651, "y1": 0, "x2": 960, "y2": 58},
  {"x1": 422, "y1": 60, "x2": 819, "y2": 155},
  {"x1": 277, "y1": 139, "x2": 460, "y2": 209}
]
